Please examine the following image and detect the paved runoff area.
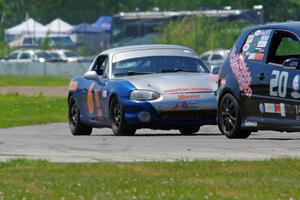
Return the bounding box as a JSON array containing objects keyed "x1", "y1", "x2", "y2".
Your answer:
[{"x1": 0, "y1": 123, "x2": 300, "y2": 162}]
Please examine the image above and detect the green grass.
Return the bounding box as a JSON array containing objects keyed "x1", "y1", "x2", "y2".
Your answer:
[
  {"x1": 0, "y1": 76, "x2": 70, "y2": 87},
  {"x1": 0, "y1": 159, "x2": 299, "y2": 200},
  {"x1": 0, "y1": 94, "x2": 67, "y2": 128}
]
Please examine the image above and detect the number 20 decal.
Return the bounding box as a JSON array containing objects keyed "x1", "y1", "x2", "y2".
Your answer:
[{"x1": 270, "y1": 70, "x2": 288, "y2": 97}]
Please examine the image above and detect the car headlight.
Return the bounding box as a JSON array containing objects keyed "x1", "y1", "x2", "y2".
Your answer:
[{"x1": 130, "y1": 90, "x2": 160, "y2": 101}]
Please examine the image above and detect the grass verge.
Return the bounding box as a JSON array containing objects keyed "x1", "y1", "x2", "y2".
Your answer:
[
  {"x1": 0, "y1": 75, "x2": 70, "y2": 87},
  {"x1": 0, "y1": 94, "x2": 67, "y2": 128},
  {"x1": 0, "y1": 159, "x2": 299, "y2": 200}
]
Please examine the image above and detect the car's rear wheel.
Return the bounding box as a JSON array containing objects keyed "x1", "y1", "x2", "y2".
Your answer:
[
  {"x1": 179, "y1": 126, "x2": 200, "y2": 135},
  {"x1": 110, "y1": 96, "x2": 136, "y2": 136},
  {"x1": 68, "y1": 96, "x2": 92, "y2": 136},
  {"x1": 218, "y1": 93, "x2": 251, "y2": 139}
]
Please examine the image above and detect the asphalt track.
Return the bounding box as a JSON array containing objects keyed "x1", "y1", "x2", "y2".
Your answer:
[{"x1": 0, "y1": 123, "x2": 300, "y2": 162}]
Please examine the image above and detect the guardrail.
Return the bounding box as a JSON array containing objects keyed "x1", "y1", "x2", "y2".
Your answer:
[{"x1": 0, "y1": 61, "x2": 91, "y2": 77}]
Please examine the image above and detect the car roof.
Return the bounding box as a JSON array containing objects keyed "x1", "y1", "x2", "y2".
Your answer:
[
  {"x1": 245, "y1": 22, "x2": 300, "y2": 36},
  {"x1": 100, "y1": 44, "x2": 197, "y2": 55}
]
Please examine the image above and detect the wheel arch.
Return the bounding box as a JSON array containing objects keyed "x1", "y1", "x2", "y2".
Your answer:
[
  {"x1": 108, "y1": 93, "x2": 118, "y2": 119},
  {"x1": 218, "y1": 87, "x2": 240, "y2": 108}
]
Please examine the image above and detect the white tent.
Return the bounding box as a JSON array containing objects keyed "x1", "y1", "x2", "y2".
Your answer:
[
  {"x1": 5, "y1": 18, "x2": 48, "y2": 38},
  {"x1": 46, "y1": 18, "x2": 73, "y2": 34}
]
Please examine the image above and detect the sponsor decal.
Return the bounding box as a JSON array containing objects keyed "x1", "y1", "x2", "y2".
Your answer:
[
  {"x1": 220, "y1": 78, "x2": 226, "y2": 87},
  {"x1": 254, "y1": 30, "x2": 261, "y2": 36},
  {"x1": 257, "y1": 40, "x2": 268, "y2": 48},
  {"x1": 275, "y1": 104, "x2": 281, "y2": 113},
  {"x1": 255, "y1": 47, "x2": 265, "y2": 52},
  {"x1": 164, "y1": 87, "x2": 213, "y2": 94},
  {"x1": 207, "y1": 76, "x2": 219, "y2": 82},
  {"x1": 244, "y1": 120, "x2": 258, "y2": 127},
  {"x1": 254, "y1": 53, "x2": 264, "y2": 60},
  {"x1": 181, "y1": 101, "x2": 189, "y2": 109},
  {"x1": 68, "y1": 81, "x2": 78, "y2": 91},
  {"x1": 280, "y1": 103, "x2": 286, "y2": 117},
  {"x1": 87, "y1": 83, "x2": 96, "y2": 114},
  {"x1": 264, "y1": 103, "x2": 286, "y2": 117},
  {"x1": 228, "y1": 47, "x2": 252, "y2": 97},
  {"x1": 188, "y1": 101, "x2": 199, "y2": 108},
  {"x1": 102, "y1": 90, "x2": 108, "y2": 98},
  {"x1": 264, "y1": 103, "x2": 275, "y2": 113},
  {"x1": 246, "y1": 35, "x2": 254, "y2": 43},
  {"x1": 259, "y1": 103, "x2": 265, "y2": 113},
  {"x1": 178, "y1": 94, "x2": 201, "y2": 100},
  {"x1": 291, "y1": 75, "x2": 300, "y2": 99},
  {"x1": 260, "y1": 35, "x2": 270, "y2": 41},
  {"x1": 242, "y1": 43, "x2": 250, "y2": 51},
  {"x1": 260, "y1": 30, "x2": 272, "y2": 35}
]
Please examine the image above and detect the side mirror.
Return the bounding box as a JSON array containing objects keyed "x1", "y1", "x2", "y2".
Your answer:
[
  {"x1": 283, "y1": 58, "x2": 300, "y2": 69},
  {"x1": 211, "y1": 65, "x2": 220, "y2": 74},
  {"x1": 83, "y1": 71, "x2": 101, "y2": 82}
]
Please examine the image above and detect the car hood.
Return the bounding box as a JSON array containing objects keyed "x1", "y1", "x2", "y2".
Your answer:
[{"x1": 116, "y1": 72, "x2": 218, "y2": 94}]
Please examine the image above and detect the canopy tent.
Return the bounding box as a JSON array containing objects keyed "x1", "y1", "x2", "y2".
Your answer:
[
  {"x1": 70, "y1": 23, "x2": 103, "y2": 34},
  {"x1": 5, "y1": 18, "x2": 47, "y2": 42},
  {"x1": 46, "y1": 18, "x2": 73, "y2": 34},
  {"x1": 92, "y1": 16, "x2": 112, "y2": 33}
]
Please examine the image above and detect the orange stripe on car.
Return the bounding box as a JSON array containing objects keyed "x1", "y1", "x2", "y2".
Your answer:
[
  {"x1": 68, "y1": 81, "x2": 78, "y2": 91},
  {"x1": 94, "y1": 89, "x2": 103, "y2": 119},
  {"x1": 87, "y1": 83, "x2": 95, "y2": 114}
]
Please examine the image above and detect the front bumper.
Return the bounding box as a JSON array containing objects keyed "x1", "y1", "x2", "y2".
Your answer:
[{"x1": 121, "y1": 92, "x2": 217, "y2": 129}]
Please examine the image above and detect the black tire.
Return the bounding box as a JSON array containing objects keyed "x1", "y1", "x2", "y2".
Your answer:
[
  {"x1": 218, "y1": 93, "x2": 251, "y2": 139},
  {"x1": 110, "y1": 96, "x2": 136, "y2": 136},
  {"x1": 68, "y1": 96, "x2": 92, "y2": 136},
  {"x1": 179, "y1": 126, "x2": 200, "y2": 135}
]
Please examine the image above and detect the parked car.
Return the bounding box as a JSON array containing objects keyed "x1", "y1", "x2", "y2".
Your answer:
[
  {"x1": 48, "y1": 49, "x2": 83, "y2": 62},
  {"x1": 200, "y1": 49, "x2": 230, "y2": 72},
  {"x1": 67, "y1": 45, "x2": 218, "y2": 136},
  {"x1": 7, "y1": 49, "x2": 59, "y2": 62},
  {"x1": 8, "y1": 35, "x2": 76, "y2": 49},
  {"x1": 218, "y1": 22, "x2": 300, "y2": 139}
]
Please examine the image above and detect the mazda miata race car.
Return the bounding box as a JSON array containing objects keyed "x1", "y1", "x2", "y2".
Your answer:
[
  {"x1": 68, "y1": 45, "x2": 218, "y2": 136},
  {"x1": 218, "y1": 22, "x2": 300, "y2": 138}
]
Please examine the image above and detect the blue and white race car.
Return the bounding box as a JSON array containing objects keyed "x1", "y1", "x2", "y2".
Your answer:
[{"x1": 68, "y1": 45, "x2": 218, "y2": 136}]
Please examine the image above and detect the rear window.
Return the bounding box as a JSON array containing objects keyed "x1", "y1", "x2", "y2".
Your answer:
[{"x1": 241, "y1": 29, "x2": 272, "y2": 61}]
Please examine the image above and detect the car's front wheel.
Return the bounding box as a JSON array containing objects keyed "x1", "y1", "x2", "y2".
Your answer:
[
  {"x1": 68, "y1": 96, "x2": 92, "y2": 136},
  {"x1": 110, "y1": 96, "x2": 136, "y2": 136},
  {"x1": 218, "y1": 93, "x2": 251, "y2": 139},
  {"x1": 179, "y1": 126, "x2": 200, "y2": 135}
]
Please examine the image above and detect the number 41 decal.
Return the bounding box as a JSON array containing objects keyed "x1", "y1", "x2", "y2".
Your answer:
[{"x1": 270, "y1": 70, "x2": 288, "y2": 97}]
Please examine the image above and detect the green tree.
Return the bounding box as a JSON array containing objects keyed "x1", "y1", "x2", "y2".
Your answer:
[{"x1": 156, "y1": 17, "x2": 252, "y2": 54}]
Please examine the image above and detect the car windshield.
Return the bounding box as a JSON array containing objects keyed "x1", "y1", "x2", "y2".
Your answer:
[
  {"x1": 35, "y1": 52, "x2": 53, "y2": 59},
  {"x1": 49, "y1": 52, "x2": 60, "y2": 59},
  {"x1": 65, "y1": 51, "x2": 79, "y2": 57},
  {"x1": 113, "y1": 56, "x2": 208, "y2": 77}
]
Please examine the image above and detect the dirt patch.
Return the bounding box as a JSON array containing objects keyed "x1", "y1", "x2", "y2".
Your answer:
[{"x1": 0, "y1": 86, "x2": 68, "y2": 97}]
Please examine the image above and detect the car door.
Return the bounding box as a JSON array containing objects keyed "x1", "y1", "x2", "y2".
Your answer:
[
  {"x1": 88, "y1": 55, "x2": 108, "y2": 121},
  {"x1": 243, "y1": 28, "x2": 300, "y2": 121},
  {"x1": 239, "y1": 28, "x2": 275, "y2": 119},
  {"x1": 265, "y1": 30, "x2": 300, "y2": 121}
]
